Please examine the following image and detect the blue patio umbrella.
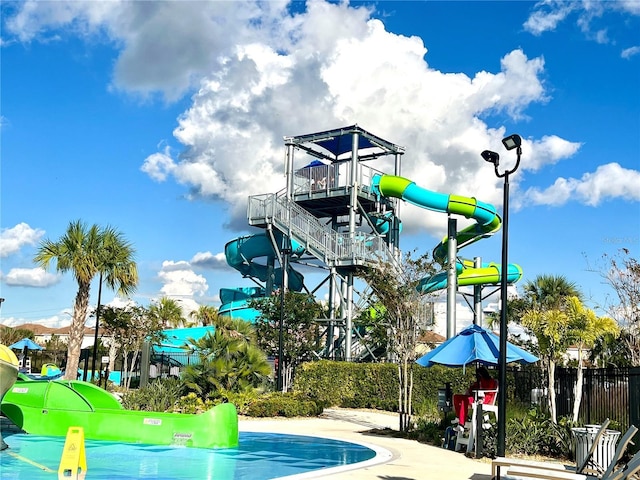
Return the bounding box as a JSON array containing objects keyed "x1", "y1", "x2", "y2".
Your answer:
[
  {"x1": 416, "y1": 324, "x2": 538, "y2": 368},
  {"x1": 9, "y1": 338, "x2": 44, "y2": 351},
  {"x1": 9, "y1": 338, "x2": 44, "y2": 370}
]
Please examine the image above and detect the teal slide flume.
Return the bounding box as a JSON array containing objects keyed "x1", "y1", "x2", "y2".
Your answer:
[
  {"x1": 220, "y1": 232, "x2": 305, "y2": 320},
  {"x1": 371, "y1": 174, "x2": 522, "y2": 293}
]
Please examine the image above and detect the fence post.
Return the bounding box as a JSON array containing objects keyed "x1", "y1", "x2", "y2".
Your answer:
[{"x1": 630, "y1": 367, "x2": 640, "y2": 428}]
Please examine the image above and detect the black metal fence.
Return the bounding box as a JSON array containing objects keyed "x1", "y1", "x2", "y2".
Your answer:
[
  {"x1": 555, "y1": 367, "x2": 640, "y2": 431},
  {"x1": 28, "y1": 349, "x2": 200, "y2": 384},
  {"x1": 511, "y1": 366, "x2": 640, "y2": 431}
]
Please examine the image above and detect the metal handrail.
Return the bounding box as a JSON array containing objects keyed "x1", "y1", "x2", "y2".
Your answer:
[{"x1": 248, "y1": 193, "x2": 398, "y2": 268}]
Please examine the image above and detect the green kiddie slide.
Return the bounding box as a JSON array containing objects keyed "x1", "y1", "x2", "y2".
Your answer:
[{"x1": 1, "y1": 375, "x2": 239, "y2": 448}]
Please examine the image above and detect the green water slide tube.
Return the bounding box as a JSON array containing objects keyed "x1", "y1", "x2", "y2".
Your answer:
[{"x1": 371, "y1": 174, "x2": 522, "y2": 293}]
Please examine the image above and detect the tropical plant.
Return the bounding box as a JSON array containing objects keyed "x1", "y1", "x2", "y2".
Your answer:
[
  {"x1": 34, "y1": 220, "x2": 138, "y2": 380},
  {"x1": 181, "y1": 317, "x2": 271, "y2": 400},
  {"x1": 589, "y1": 330, "x2": 638, "y2": 367},
  {"x1": 518, "y1": 274, "x2": 583, "y2": 423},
  {"x1": 121, "y1": 377, "x2": 184, "y2": 411},
  {"x1": 250, "y1": 291, "x2": 323, "y2": 392},
  {"x1": 148, "y1": 296, "x2": 186, "y2": 329},
  {"x1": 522, "y1": 274, "x2": 583, "y2": 310},
  {"x1": 189, "y1": 305, "x2": 221, "y2": 326},
  {"x1": 564, "y1": 296, "x2": 619, "y2": 422}
]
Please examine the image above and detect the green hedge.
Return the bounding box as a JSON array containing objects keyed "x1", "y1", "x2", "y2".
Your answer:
[
  {"x1": 294, "y1": 360, "x2": 475, "y2": 412},
  {"x1": 244, "y1": 392, "x2": 324, "y2": 417}
]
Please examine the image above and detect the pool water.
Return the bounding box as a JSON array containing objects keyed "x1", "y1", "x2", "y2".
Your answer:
[{"x1": 0, "y1": 432, "x2": 381, "y2": 479}]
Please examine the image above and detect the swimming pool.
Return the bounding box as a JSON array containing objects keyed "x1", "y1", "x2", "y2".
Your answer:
[{"x1": 0, "y1": 431, "x2": 388, "y2": 479}]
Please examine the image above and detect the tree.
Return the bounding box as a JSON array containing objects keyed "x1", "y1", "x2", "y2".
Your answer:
[
  {"x1": 0, "y1": 326, "x2": 35, "y2": 346},
  {"x1": 564, "y1": 296, "x2": 619, "y2": 422},
  {"x1": 148, "y1": 297, "x2": 187, "y2": 329},
  {"x1": 589, "y1": 249, "x2": 640, "y2": 366},
  {"x1": 181, "y1": 317, "x2": 270, "y2": 400},
  {"x1": 521, "y1": 274, "x2": 582, "y2": 310},
  {"x1": 189, "y1": 305, "x2": 221, "y2": 326},
  {"x1": 518, "y1": 274, "x2": 583, "y2": 423},
  {"x1": 359, "y1": 250, "x2": 437, "y2": 433},
  {"x1": 589, "y1": 330, "x2": 638, "y2": 367},
  {"x1": 250, "y1": 291, "x2": 323, "y2": 392},
  {"x1": 44, "y1": 334, "x2": 68, "y2": 365},
  {"x1": 100, "y1": 305, "x2": 165, "y2": 389},
  {"x1": 353, "y1": 302, "x2": 390, "y2": 359},
  {"x1": 521, "y1": 308, "x2": 569, "y2": 423},
  {"x1": 34, "y1": 220, "x2": 138, "y2": 380}
]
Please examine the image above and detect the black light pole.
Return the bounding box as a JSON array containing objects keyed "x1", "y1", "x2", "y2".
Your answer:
[
  {"x1": 276, "y1": 247, "x2": 291, "y2": 392},
  {"x1": 481, "y1": 133, "x2": 522, "y2": 460},
  {"x1": 89, "y1": 272, "x2": 104, "y2": 383}
]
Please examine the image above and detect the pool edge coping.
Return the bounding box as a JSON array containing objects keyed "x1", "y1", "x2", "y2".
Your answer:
[{"x1": 266, "y1": 432, "x2": 394, "y2": 480}]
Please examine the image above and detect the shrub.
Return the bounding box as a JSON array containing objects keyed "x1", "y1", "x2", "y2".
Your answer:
[
  {"x1": 172, "y1": 392, "x2": 215, "y2": 414},
  {"x1": 121, "y1": 377, "x2": 184, "y2": 412},
  {"x1": 409, "y1": 418, "x2": 443, "y2": 445},
  {"x1": 505, "y1": 407, "x2": 577, "y2": 459},
  {"x1": 244, "y1": 392, "x2": 324, "y2": 418},
  {"x1": 294, "y1": 360, "x2": 473, "y2": 411},
  {"x1": 214, "y1": 388, "x2": 262, "y2": 415}
]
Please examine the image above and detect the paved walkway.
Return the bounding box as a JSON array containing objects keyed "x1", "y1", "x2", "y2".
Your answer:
[{"x1": 240, "y1": 408, "x2": 493, "y2": 480}]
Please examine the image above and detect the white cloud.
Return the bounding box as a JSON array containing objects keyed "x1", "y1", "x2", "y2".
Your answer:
[
  {"x1": 190, "y1": 251, "x2": 228, "y2": 270},
  {"x1": 3, "y1": 1, "x2": 293, "y2": 101},
  {"x1": 524, "y1": 1, "x2": 577, "y2": 35},
  {"x1": 0, "y1": 223, "x2": 45, "y2": 257},
  {"x1": 524, "y1": 0, "x2": 640, "y2": 42},
  {"x1": 621, "y1": 46, "x2": 640, "y2": 59},
  {"x1": 7, "y1": 0, "x2": 628, "y2": 240},
  {"x1": 619, "y1": 0, "x2": 640, "y2": 15},
  {"x1": 141, "y1": 147, "x2": 175, "y2": 181},
  {"x1": 157, "y1": 260, "x2": 208, "y2": 298},
  {"x1": 0, "y1": 313, "x2": 70, "y2": 329},
  {"x1": 523, "y1": 163, "x2": 640, "y2": 207},
  {"x1": 4, "y1": 267, "x2": 60, "y2": 287},
  {"x1": 525, "y1": 135, "x2": 582, "y2": 172},
  {"x1": 144, "y1": 13, "x2": 556, "y2": 237}
]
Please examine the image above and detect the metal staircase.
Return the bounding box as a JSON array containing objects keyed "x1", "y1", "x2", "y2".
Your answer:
[{"x1": 248, "y1": 192, "x2": 398, "y2": 270}]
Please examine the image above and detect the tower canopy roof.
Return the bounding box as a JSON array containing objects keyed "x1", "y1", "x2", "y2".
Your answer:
[{"x1": 285, "y1": 125, "x2": 404, "y2": 162}]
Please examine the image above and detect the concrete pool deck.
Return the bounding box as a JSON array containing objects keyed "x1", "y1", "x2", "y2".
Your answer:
[{"x1": 240, "y1": 408, "x2": 493, "y2": 480}]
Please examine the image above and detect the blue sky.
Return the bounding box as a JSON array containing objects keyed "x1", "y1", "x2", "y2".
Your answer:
[{"x1": 1, "y1": 0, "x2": 639, "y2": 334}]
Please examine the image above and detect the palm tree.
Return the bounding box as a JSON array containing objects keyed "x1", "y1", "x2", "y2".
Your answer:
[
  {"x1": 522, "y1": 274, "x2": 582, "y2": 310},
  {"x1": 148, "y1": 297, "x2": 186, "y2": 329},
  {"x1": 189, "y1": 305, "x2": 221, "y2": 326},
  {"x1": 34, "y1": 220, "x2": 138, "y2": 380}
]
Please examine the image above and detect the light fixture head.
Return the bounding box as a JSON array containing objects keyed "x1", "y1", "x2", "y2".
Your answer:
[
  {"x1": 481, "y1": 150, "x2": 500, "y2": 166},
  {"x1": 502, "y1": 134, "x2": 522, "y2": 151}
]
